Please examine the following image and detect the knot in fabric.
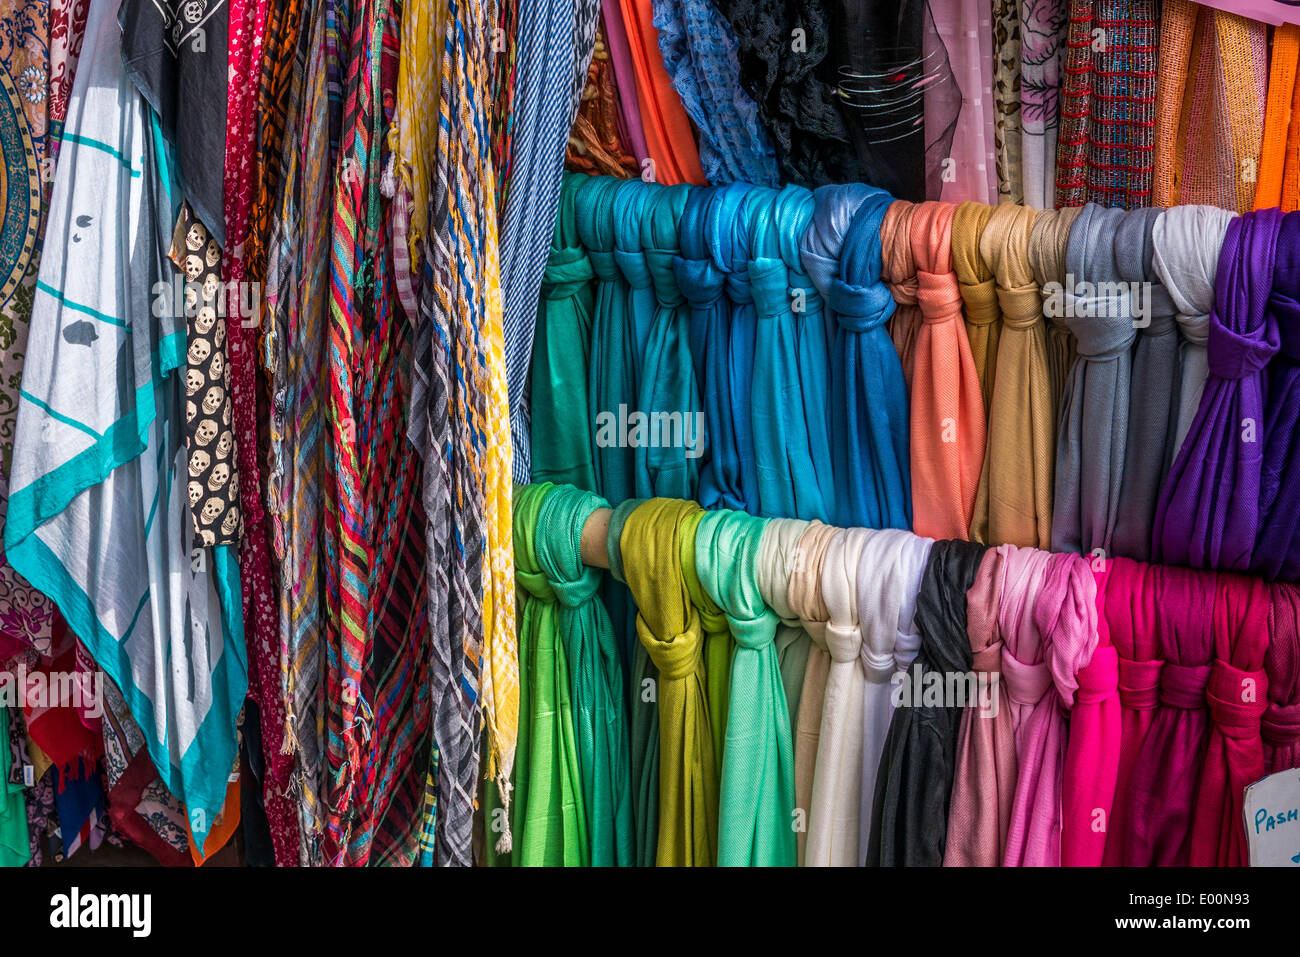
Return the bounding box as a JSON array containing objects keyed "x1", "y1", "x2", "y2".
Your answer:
[
  {"x1": 1001, "y1": 652, "x2": 1052, "y2": 707},
  {"x1": 1028, "y1": 206, "x2": 1082, "y2": 290},
  {"x1": 774, "y1": 183, "x2": 815, "y2": 274},
  {"x1": 673, "y1": 255, "x2": 726, "y2": 307},
  {"x1": 644, "y1": 624, "x2": 707, "y2": 680},
  {"x1": 1159, "y1": 661, "x2": 1211, "y2": 710},
  {"x1": 1118, "y1": 657, "x2": 1163, "y2": 711},
  {"x1": 917, "y1": 268, "x2": 962, "y2": 323},
  {"x1": 756, "y1": 518, "x2": 811, "y2": 625},
  {"x1": 800, "y1": 183, "x2": 880, "y2": 301},
  {"x1": 1114, "y1": 208, "x2": 1176, "y2": 337},
  {"x1": 614, "y1": 248, "x2": 653, "y2": 289},
  {"x1": 536, "y1": 486, "x2": 611, "y2": 610},
  {"x1": 516, "y1": 567, "x2": 557, "y2": 603},
  {"x1": 1262, "y1": 702, "x2": 1300, "y2": 747},
  {"x1": 857, "y1": 528, "x2": 933, "y2": 680},
  {"x1": 1151, "y1": 204, "x2": 1237, "y2": 343},
  {"x1": 623, "y1": 498, "x2": 706, "y2": 681},
  {"x1": 952, "y1": 201, "x2": 997, "y2": 324},
  {"x1": 613, "y1": 180, "x2": 653, "y2": 288},
  {"x1": 695, "y1": 510, "x2": 777, "y2": 651},
  {"x1": 820, "y1": 527, "x2": 870, "y2": 661},
  {"x1": 1207, "y1": 663, "x2": 1269, "y2": 739},
  {"x1": 789, "y1": 521, "x2": 839, "y2": 644},
  {"x1": 1066, "y1": 310, "x2": 1138, "y2": 361},
  {"x1": 1034, "y1": 553, "x2": 1099, "y2": 708},
  {"x1": 972, "y1": 640, "x2": 1004, "y2": 674},
  {"x1": 574, "y1": 173, "x2": 622, "y2": 264},
  {"x1": 1207, "y1": 314, "x2": 1280, "y2": 379},
  {"x1": 641, "y1": 183, "x2": 689, "y2": 308},
  {"x1": 587, "y1": 248, "x2": 620, "y2": 282},
  {"x1": 749, "y1": 258, "x2": 790, "y2": 319},
  {"x1": 881, "y1": 200, "x2": 919, "y2": 306},
  {"x1": 1077, "y1": 645, "x2": 1119, "y2": 705},
  {"x1": 541, "y1": 245, "x2": 595, "y2": 299},
  {"x1": 604, "y1": 498, "x2": 645, "y2": 585},
  {"x1": 514, "y1": 482, "x2": 558, "y2": 600},
  {"x1": 829, "y1": 278, "x2": 895, "y2": 332}
]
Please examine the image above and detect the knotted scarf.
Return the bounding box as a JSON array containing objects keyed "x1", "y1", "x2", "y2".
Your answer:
[
  {"x1": 1190, "y1": 574, "x2": 1271, "y2": 866},
  {"x1": 1028, "y1": 204, "x2": 1084, "y2": 416},
  {"x1": 788, "y1": 520, "x2": 839, "y2": 865},
  {"x1": 1113, "y1": 209, "x2": 1180, "y2": 563},
  {"x1": 946, "y1": 544, "x2": 1019, "y2": 867},
  {"x1": 637, "y1": 182, "x2": 701, "y2": 500},
  {"x1": 695, "y1": 510, "x2": 797, "y2": 866},
  {"x1": 1122, "y1": 564, "x2": 1217, "y2": 866},
  {"x1": 756, "y1": 518, "x2": 813, "y2": 730},
  {"x1": 750, "y1": 185, "x2": 830, "y2": 520},
  {"x1": 910, "y1": 201, "x2": 985, "y2": 541},
  {"x1": 1052, "y1": 204, "x2": 1137, "y2": 556},
  {"x1": 868, "y1": 539, "x2": 987, "y2": 867},
  {"x1": 974, "y1": 204, "x2": 1054, "y2": 549},
  {"x1": 1265, "y1": 584, "x2": 1300, "y2": 773},
  {"x1": 714, "y1": 181, "x2": 761, "y2": 512},
  {"x1": 882, "y1": 200, "x2": 922, "y2": 386},
  {"x1": 622, "y1": 497, "x2": 717, "y2": 866},
  {"x1": 675, "y1": 186, "x2": 742, "y2": 511},
  {"x1": 680, "y1": 509, "x2": 731, "y2": 778},
  {"x1": 532, "y1": 173, "x2": 598, "y2": 490},
  {"x1": 511, "y1": 483, "x2": 589, "y2": 865},
  {"x1": 1151, "y1": 205, "x2": 1237, "y2": 458},
  {"x1": 855, "y1": 528, "x2": 934, "y2": 865},
  {"x1": 615, "y1": 181, "x2": 660, "y2": 479},
  {"x1": 604, "y1": 496, "x2": 659, "y2": 865},
  {"x1": 806, "y1": 527, "x2": 871, "y2": 866},
  {"x1": 1005, "y1": 553, "x2": 1099, "y2": 867},
  {"x1": 952, "y1": 201, "x2": 1000, "y2": 414},
  {"x1": 1254, "y1": 210, "x2": 1300, "y2": 580},
  {"x1": 1154, "y1": 209, "x2": 1282, "y2": 571},
  {"x1": 536, "y1": 485, "x2": 636, "y2": 866},
  {"x1": 1061, "y1": 556, "x2": 1120, "y2": 866},
  {"x1": 1100, "y1": 557, "x2": 1162, "y2": 865},
  {"x1": 802, "y1": 185, "x2": 910, "y2": 530}
]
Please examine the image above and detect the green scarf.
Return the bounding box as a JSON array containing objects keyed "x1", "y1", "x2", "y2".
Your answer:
[{"x1": 681, "y1": 509, "x2": 731, "y2": 795}]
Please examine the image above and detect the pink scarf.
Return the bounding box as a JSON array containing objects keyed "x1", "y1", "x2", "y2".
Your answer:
[
  {"x1": 945, "y1": 544, "x2": 1018, "y2": 866},
  {"x1": 1265, "y1": 583, "x2": 1300, "y2": 774},
  {"x1": 1004, "y1": 552, "x2": 1099, "y2": 866}
]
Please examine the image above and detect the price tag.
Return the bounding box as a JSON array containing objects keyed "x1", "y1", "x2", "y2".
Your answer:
[{"x1": 1243, "y1": 768, "x2": 1300, "y2": 866}]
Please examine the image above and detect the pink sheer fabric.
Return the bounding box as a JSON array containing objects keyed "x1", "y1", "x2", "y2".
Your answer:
[{"x1": 934, "y1": 1, "x2": 997, "y2": 204}]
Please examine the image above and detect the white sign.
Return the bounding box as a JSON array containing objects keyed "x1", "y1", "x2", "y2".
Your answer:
[{"x1": 1244, "y1": 768, "x2": 1300, "y2": 866}]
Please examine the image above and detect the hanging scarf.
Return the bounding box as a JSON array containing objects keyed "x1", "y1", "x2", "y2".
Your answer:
[
  {"x1": 650, "y1": 0, "x2": 780, "y2": 186},
  {"x1": 801, "y1": 184, "x2": 910, "y2": 530},
  {"x1": 5, "y1": 5, "x2": 245, "y2": 855},
  {"x1": 749, "y1": 185, "x2": 832, "y2": 521},
  {"x1": 952, "y1": 201, "x2": 1000, "y2": 416},
  {"x1": 787, "y1": 520, "x2": 838, "y2": 865},
  {"x1": 696, "y1": 510, "x2": 797, "y2": 867},
  {"x1": 1190, "y1": 574, "x2": 1270, "y2": 867},
  {"x1": 1152, "y1": 2, "x2": 1266, "y2": 213},
  {"x1": 909, "y1": 200, "x2": 985, "y2": 541},
  {"x1": 946, "y1": 544, "x2": 1019, "y2": 866},
  {"x1": 510, "y1": 483, "x2": 588, "y2": 865},
  {"x1": 1154, "y1": 209, "x2": 1282, "y2": 571},
  {"x1": 1051, "y1": 204, "x2": 1137, "y2": 556},
  {"x1": 756, "y1": 518, "x2": 813, "y2": 730},
  {"x1": 805, "y1": 527, "x2": 870, "y2": 867},
  {"x1": 715, "y1": 182, "x2": 761, "y2": 512},
  {"x1": 1110, "y1": 209, "x2": 1179, "y2": 562},
  {"x1": 974, "y1": 204, "x2": 1054, "y2": 549},
  {"x1": 1150, "y1": 204, "x2": 1237, "y2": 457},
  {"x1": 937, "y1": 0, "x2": 998, "y2": 205},
  {"x1": 565, "y1": 23, "x2": 640, "y2": 179},
  {"x1": 600, "y1": 0, "x2": 651, "y2": 169},
  {"x1": 498, "y1": 0, "x2": 599, "y2": 482},
  {"x1": 675, "y1": 185, "x2": 744, "y2": 511},
  {"x1": 622, "y1": 497, "x2": 717, "y2": 866},
  {"x1": 1254, "y1": 210, "x2": 1300, "y2": 580},
  {"x1": 1054, "y1": 1, "x2": 1157, "y2": 208},
  {"x1": 993, "y1": 0, "x2": 1023, "y2": 204},
  {"x1": 1121, "y1": 565, "x2": 1217, "y2": 866},
  {"x1": 1255, "y1": 24, "x2": 1300, "y2": 212},
  {"x1": 882, "y1": 201, "x2": 922, "y2": 386},
  {"x1": 680, "y1": 509, "x2": 730, "y2": 788},
  {"x1": 1018, "y1": 0, "x2": 1066, "y2": 209},
  {"x1": 531, "y1": 173, "x2": 598, "y2": 490},
  {"x1": 1265, "y1": 583, "x2": 1300, "y2": 773},
  {"x1": 1028, "y1": 205, "x2": 1084, "y2": 418},
  {"x1": 867, "y1": 539, "x2": 986, "y2": 867},
  {"x1": 637, "y1": 182, "x2": 700, "y2": 499},
  {"x1": 1005, "y1": 553, "x2": 1098, "y2": 866},
  {"x1": 855, "y1": 528, "x2": 933, "y2": 865}
]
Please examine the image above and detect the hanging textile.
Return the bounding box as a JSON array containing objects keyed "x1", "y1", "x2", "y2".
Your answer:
[
  {"x1": 935, "y1": 0, "x2": 997, "y2": 205},
  {"x1": 882, "y1": 200, "x2": 922, "y2": 386},
  {"x1": 868, "y1": 539, "x2": 986, "y2": 867},
  {"x1": 1154, "y1": 208, "x2": 1281, "y2": 571},
  {"x1": 805, "y1": 527, "x2": 870, "y2": 867},
  {"x1": 801, "y1": 184, "x2": 910, "y2": 530},
  {"x1": 600, "y1": 0, "x2": 651, "y2": 169},
  {"x1": 1027, "y1": 204, "x2": 1083, "y2": 418},
  {"x1": 756, "y1": 518, "x2": 813, "y2": 730},
  {"x1": 855, "y1": 528, "x2": 933, "y2": 865},
  {"x1": 716, "y1": 182, "x2": 761, "y2": 511},
  {"x1": 566, "y1": 22, "x2": 641, "y2": 179},
  {"x1": 621, "y1": 497, "x2": 717, "y2": 866},
  {"x1": 1121, "y1": 565, "x2": 1216, "y2": 866},
  {"x1": 952, "y1": 201, "x2": 1000, "y2": 414},
  {"x1": 992, "y1": 0, "x2": 1023, "y2": 204},
  {"x1": 909, "y1": 200, "x2": 985, "y2": 541},
  {"x1": 695, "y1": 510, "x2": 796, "y2": 867},
  {"x1": 680, "y1": 508, "x2": 729, "y2": 790},
  {"x1": 1017, "y1": 0, "x2": 1066, "y2": 209},
  {"x1": 1051, "y1": 204, "x2": 1137, "y2": 556},
  {"x1": 1055, "y1": 1, "x2": 1158, "y2": 208},
  {"x1": 946, "y1": 543, "x2": 1019, "y2": 866},
  {"x1": 498, "y1": 0, "x2": 599, "y2": 482},
  {"x1": 1150, "y1": 204, "x2": 1236, "y2": 457},
  {"x1": 4, "y1": 3, "x2": 245, "y2": 854},
  {"x1": 1254, "y1": 24, "x2": 1300, "y2": 212},
  {"x1": 617, "y1": 0, "x2": 706, "y2": 186},
  {"x1": 1152, "y1": 1, "x2": 1266, "y2": 213},
  {"x1": 651, "y1": 0, "x2": 780, "y2": 186},
  {"x1": 973, "y1": 203, "x2": 1054, "y2": 549},
  {"x1": 1265, "y1": 583, "x2": 1300, "y2": 773},
  {"x1": 1190, "y1": 574, "x2": 1270, "y2": 867}
]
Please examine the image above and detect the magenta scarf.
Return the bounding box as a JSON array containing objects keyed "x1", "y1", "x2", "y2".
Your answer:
[
  {"x1": 1060, "y1": 557, "x2": 1118, "y2": 866},
  {"x1": 1101, "y1": 557, "x2": 1162, "y2": 866},
  {"x1": 1189, "y1": 574, "x2": 1271, "y2": 867},
  {"x1": 1003, "y1": 552, "x2": 1098, "y2": 867},
  {"x1": 945, "y1": 544, "x2": 1018, "y2": 867},
  {"x1": 1120, "y1": 565, "x2": 1217, "y2": 866},
  {"x1": 1265, "y1": 583, "x2": 1300, "y2": 774}
]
